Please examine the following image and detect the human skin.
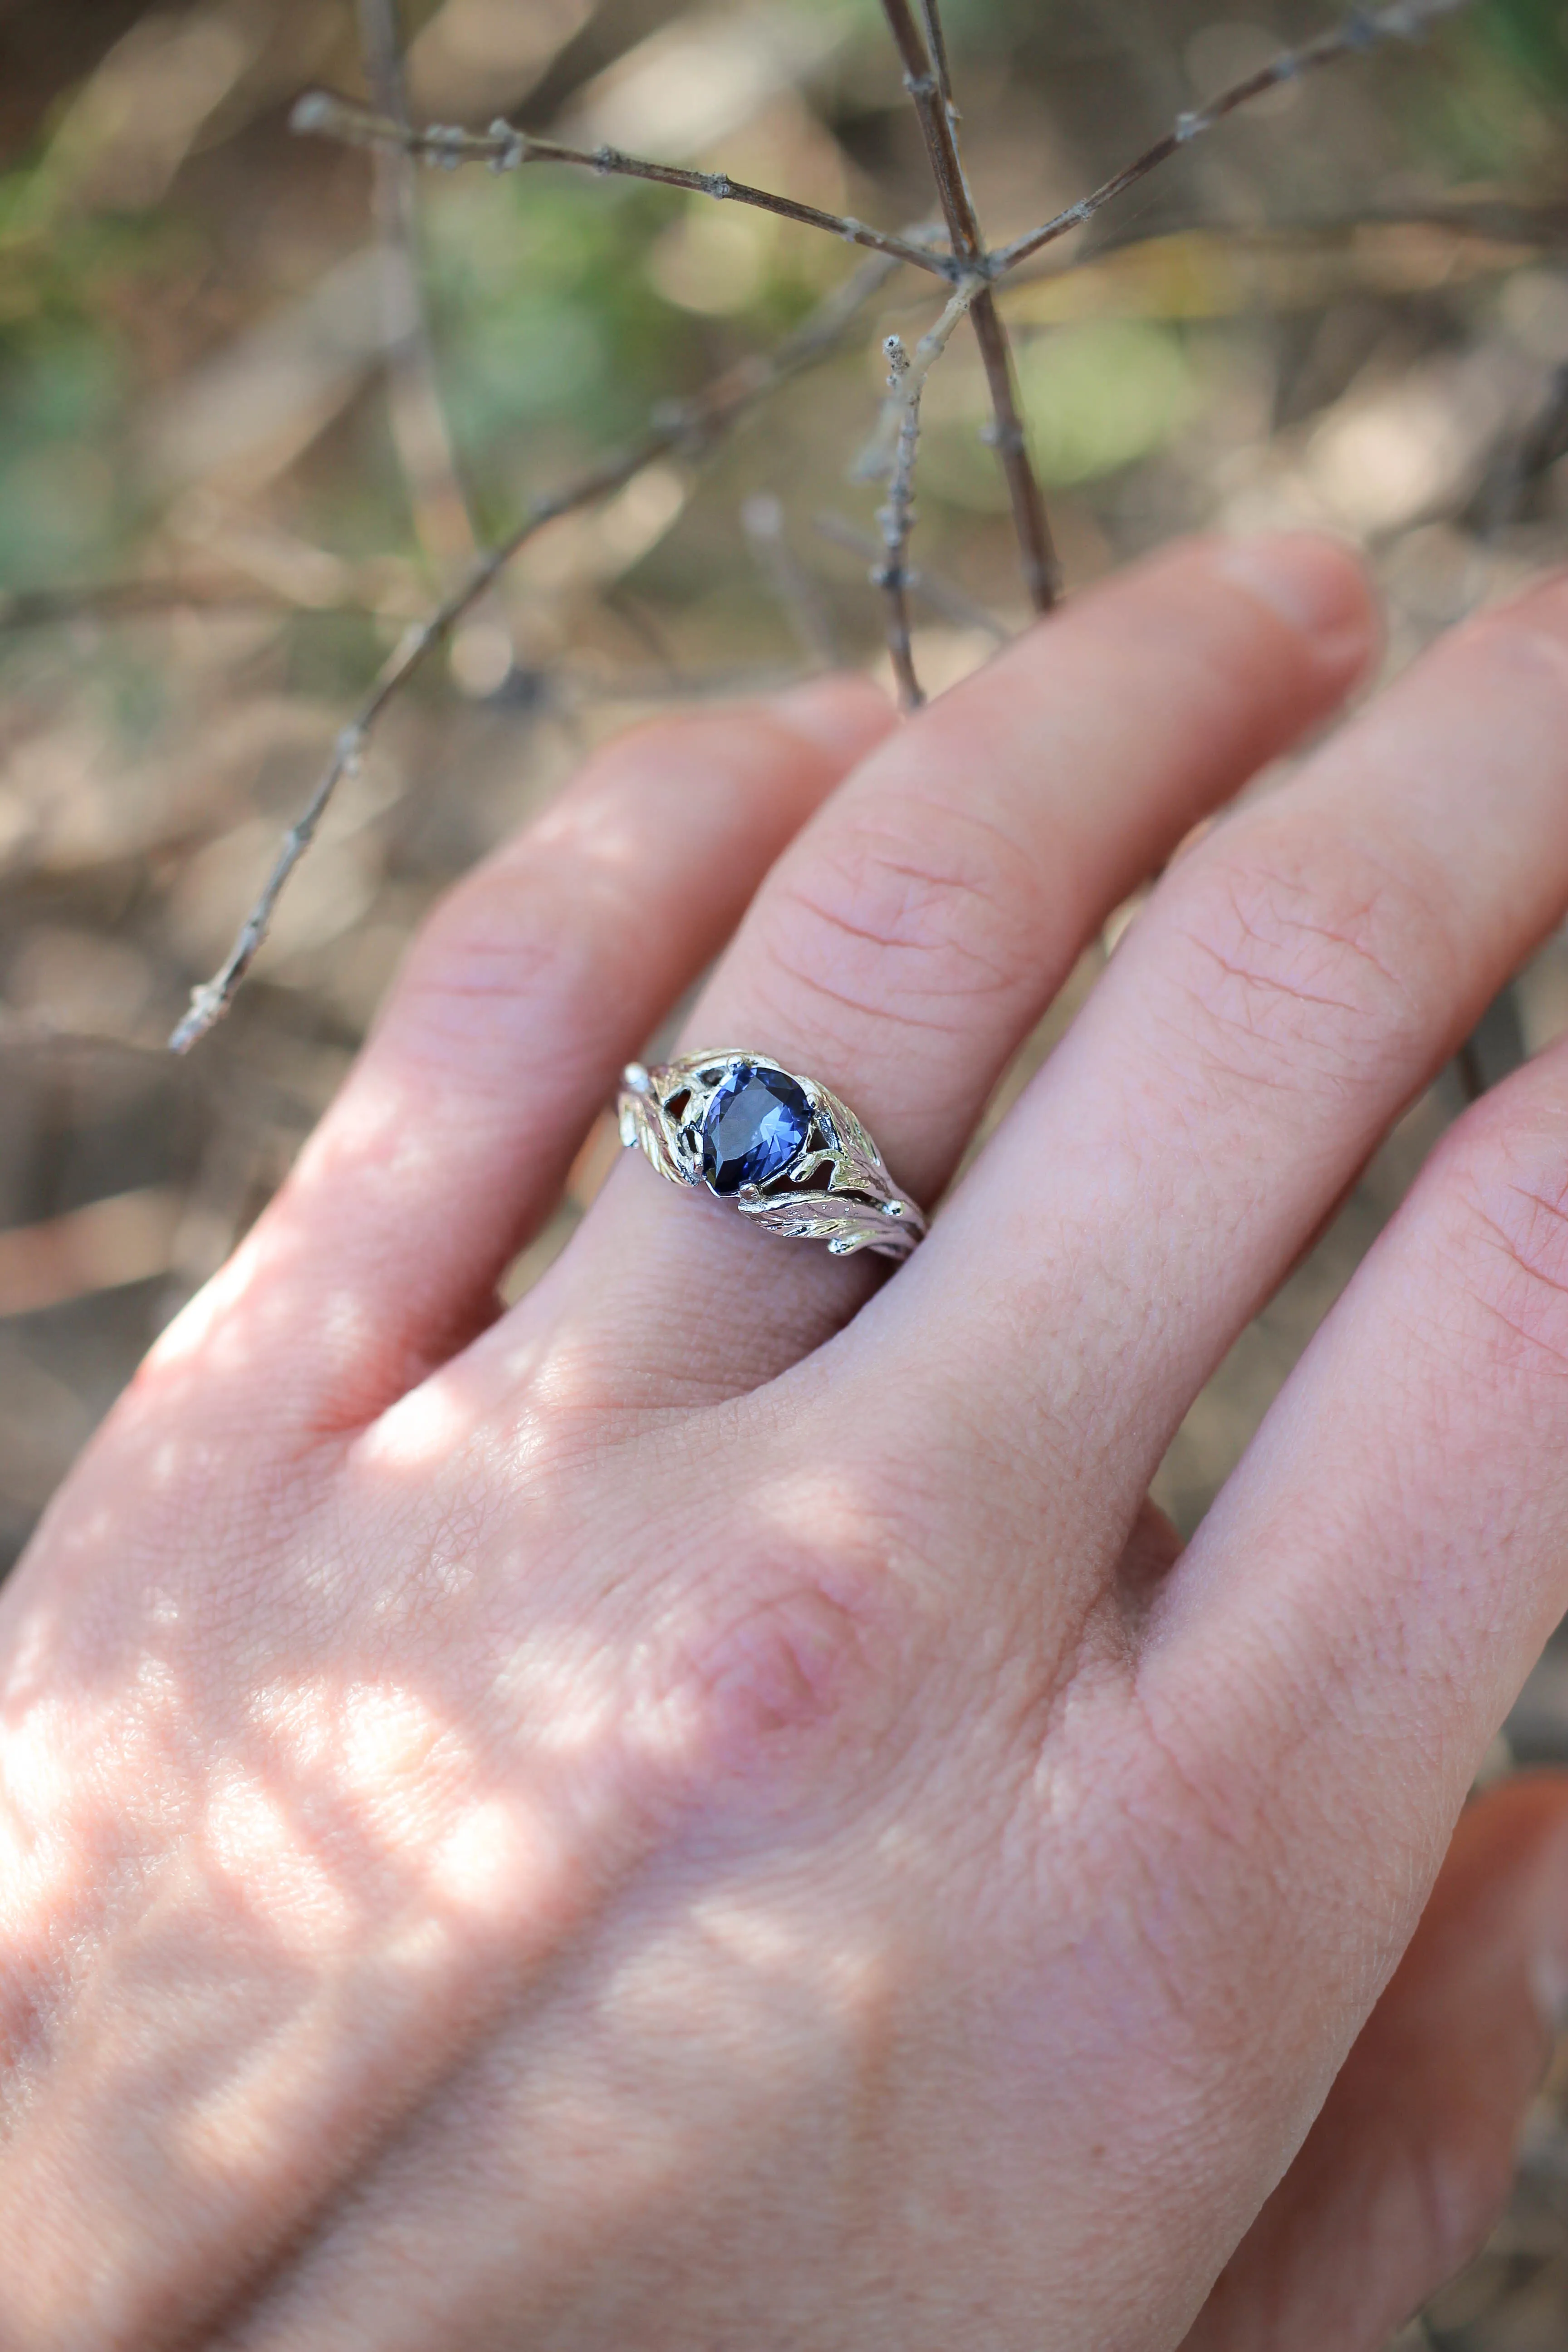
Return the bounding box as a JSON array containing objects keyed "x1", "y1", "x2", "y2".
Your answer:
[{"x1": 8, "y1": 531, "x2": 1568, "y2": 2347}]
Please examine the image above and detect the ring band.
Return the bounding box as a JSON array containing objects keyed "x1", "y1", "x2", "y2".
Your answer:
[{"x1": 618, "y1": 1051, "x2": 927, "y2": 1261}]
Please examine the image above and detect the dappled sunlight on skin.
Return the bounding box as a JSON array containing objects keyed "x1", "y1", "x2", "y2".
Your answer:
[
  {"x1": 425, "y1": 1792, "x2": 548, "y2": 1914},
  {"x1": 142, "y1": 1235, "x2": 270, "y2": 1373},
  {"x1": 0, "y1": 1645, "x2": 198, "y2": 1965},
  {"x1": 0, "y1": 1574, "x2": 70, "y2": 1722},
  {"x1": 0, "y1": 1063, "x2": 1460, "y2": 2350},
  {"x1": 201, "y1": 1770, "x2": 363, "y2": 1950},
  {"x1": 127, "y1": 1083, "x2": 504, "y2": 1444},
  {"x1": 206, "y1": 1855, "x2": 911, "y2": 2348},
  {"x1": 525, "y1": 770, "x2": 671, "y2": 872},
  {"x1": 29, "y1": 541, "x2": 1568, "y2": 2345},
  {"x1": 0, "y1": 1583, "x2": 653, "y2": 2345},
  {"x1": 682, "y1": 1874, "x2": 881, "y2": 1989},
  {"x1": 0, "y1": 1371, "x2": 990, "y2": 2342},
  {"x1": 352, "y1": 1366, "x2": 476, "y2": 1477},
  {"x1": 133, "y1": 1196, "x2": 399, "y2": 1429},
  {"x1": 289, "y1": 1056, "x2": 459, "y2": 1200}
]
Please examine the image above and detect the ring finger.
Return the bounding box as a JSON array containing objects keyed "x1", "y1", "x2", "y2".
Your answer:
[
  {"x1": 505, "y1": 533, "x2": 1374, "y2": 1406},
  {"x1": 156, "y1": 680, "x2": 889, "y2": 1432}
]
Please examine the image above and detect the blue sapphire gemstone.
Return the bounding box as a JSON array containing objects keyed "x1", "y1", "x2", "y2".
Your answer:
[{"x1": 701, "y1": 1063, "x2": 812, "y2": 1195}]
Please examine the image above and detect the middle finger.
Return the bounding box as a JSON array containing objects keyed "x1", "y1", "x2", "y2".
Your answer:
[{"x1": 883, "y1": 569, "x2": 1568, "y2": 1558}]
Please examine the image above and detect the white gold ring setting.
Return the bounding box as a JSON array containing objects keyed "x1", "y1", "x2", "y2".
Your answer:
[{"x1": 617, "y1": 1051, "x2": 927, "y2": 1261}]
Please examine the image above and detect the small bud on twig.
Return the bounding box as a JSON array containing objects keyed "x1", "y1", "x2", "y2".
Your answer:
[
  {"x1": 487, "y1": 119, "x2": 525, "y2": 172},
  {"x1": 289, "y1": 91, "x2": 337, "y2": 136}
]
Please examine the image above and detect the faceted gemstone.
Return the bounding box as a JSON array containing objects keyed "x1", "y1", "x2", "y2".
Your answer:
[{"x1": 701, "y1": 1063, "x2": 811, "y2": 1195}]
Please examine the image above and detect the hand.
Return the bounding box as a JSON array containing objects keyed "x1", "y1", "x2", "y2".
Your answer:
[{"x1": 9, "y1": 532, "x2": 1568, "y2": 2350}]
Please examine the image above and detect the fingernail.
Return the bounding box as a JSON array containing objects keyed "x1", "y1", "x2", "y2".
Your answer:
[
  {"x1": 769, "y1": 673, "x2": 893, "y2": 764},
  {"x1": 1215, "y1": 533, "x2": 1376, "y2": 671}
]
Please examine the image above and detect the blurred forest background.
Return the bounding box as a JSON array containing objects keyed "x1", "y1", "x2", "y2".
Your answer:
[{"x1": 3, "y1": 0, "x2": 1568, "y2": 2337}]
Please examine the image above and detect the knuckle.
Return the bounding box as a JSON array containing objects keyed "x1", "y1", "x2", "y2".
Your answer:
[
  {"x1": 1155, "y1": 834, "x2": 1439, "y2": 1096},
  {"x1": 627, "y1": 1538, "x2": 920, "y2": 1817},
  {"x1": 418, "y1": 861, "x2": 592, "y2": 1000},
  {"x1": 671, "y1": 1587, "x2": 881, "y2": 1771},
  {"x1": 394, "y1": 862, "x2": 608, "y2": 1068},
  {"x1": 1431, "y1": 1117, "x2": 1568, "y2": 1387},
  {"x1": 759, "y1": 808, "x2": 1038, "y2": 1038}
]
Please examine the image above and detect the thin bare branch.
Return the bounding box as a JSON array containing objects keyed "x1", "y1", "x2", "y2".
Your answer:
[
  {"x1": 916, "y1": 0, "x2": 955, "y2": 112},
  {"x1": 290, "y1": 92, "x2": 952, "y2": 281},
  {"x1": 853, "y1": 278, "x2": 984, "y2": 706},
  {"x1": 871, "y1": 337, "x2": 925, "y2": 710},
  {"x1": 741, "y1": 495, "x2": 838, "y2": 671},
  {"x1": 355, "y1": 0, "x2": 483, "y2": 585},
  {"x1": 967, "y1": 298, "x2": 1059, "y2": 609},
  {"x1": 878, "y1": 0, "x2": 973, "y2": 244},
  {"x1": 168, "y1": 0, "x2": 1483, "y2": 1050},
  {"x1": 991, "y1": 0, "x2": 1480, "y2": 278},
  {"x1": 813, "y1": 514, "x2": 1006, "y2": 642},
  {"x1": 877, "y1": 0, "x2": 1060, "y2": 612},
  {"x1": 170, "y1": 250, "x2": 901, "y2": 1052},
  {"x1": 0, "y1": 578, "x2": 299, "y2": 630}
]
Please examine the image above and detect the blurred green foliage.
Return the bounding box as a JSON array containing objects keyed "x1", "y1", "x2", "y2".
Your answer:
[
  {"x1": 423, "y1": 168, "x2": 838, "y2": 525},
  {"x1": 425, "y1": 176, "x2": 689, "y2": 508},
  {"x1": 1480, "y1": 0, "x2": 1568, "y2": 96},
  {"x1": 1018, "y1": 320, "x2": 1197, "y2": 486},
  {"x1": 0, "y1": 153, "x2": 173, "y2": 584},
  {"x1": 0, "y1": 332, "x2": 124, "y2": 580}
]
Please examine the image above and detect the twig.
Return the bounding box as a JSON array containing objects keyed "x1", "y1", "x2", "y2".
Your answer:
[
  {"x1": 852, "y1": 276, "x2": 980, "y2": 475},
  {"x1": 290, "y1": 92, "x2": 951, "y2": 282},
  {"x1": 355, "y1": 0, "x2": 482, "y2": 587},
  {"x1": 169, "y1": 251, "x2": 901, "y2": 1051},
  {"x1": 169, "y1": 0, "x2": 1483, "y2": 1048},
  {"x1": 0, "y1": 577, "x2": 306, "y2": 629},
  {"x1": 878, "y1": 0, "x2": 972, "y2": 245},
  {"x1": 872, "y1": 338, "x2": 925, "y2": 709},
  {"x1": 877, "y1": 0, "x2": 1060, "y2": 613},
  {"x1": 853, "y1": 279, "x2": 983, "y2": 707},
  {"x1": 812, "y1": 513, "x2": 1007, "y2": 642},
  {"x1": 990, "y1": 0, "x2": 1480, "y2": 278},
  {"x1": 741, "y1": 495, "x2": 838, "y2": 671},
  {"x1": 916, "y1": 0, "x2": 956, "y2": 111}
]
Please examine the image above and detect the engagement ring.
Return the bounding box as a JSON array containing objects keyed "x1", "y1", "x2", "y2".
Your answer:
[{"x1": 617, "y1": 1052, "x2": 927, "y2": 1261}]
